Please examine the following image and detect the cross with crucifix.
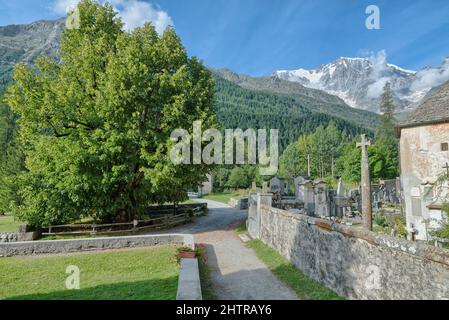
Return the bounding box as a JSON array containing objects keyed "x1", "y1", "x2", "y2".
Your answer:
[{"x1": 357, "y1": 134, "x2": 373, "y2": 231}]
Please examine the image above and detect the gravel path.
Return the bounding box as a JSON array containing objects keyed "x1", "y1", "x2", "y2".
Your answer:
[{"x1": 162, "y1": 199, "x2": 298, "y2": 300}]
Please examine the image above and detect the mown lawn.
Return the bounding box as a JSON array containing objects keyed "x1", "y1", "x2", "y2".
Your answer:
[
  {"x1": 0, "y1": 215, "x2": 21, "y2": 232},
  {"x1": 201, "y1": 191, "x2": 247, "y2": 204},
  {"x1": 246, "y1": 240, "x2": 343, "y2": 300},
  {"x1": 0, "y1": 246, "x2": 180, "y2": 300}
]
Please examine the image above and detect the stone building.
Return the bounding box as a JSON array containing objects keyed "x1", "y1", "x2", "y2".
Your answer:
[
  {"x1": 198, "y1": 174, "x2": 213, "y2": 196},
  {"x1": 397, "y1": 81, "x2": 449, "y2": 240}
]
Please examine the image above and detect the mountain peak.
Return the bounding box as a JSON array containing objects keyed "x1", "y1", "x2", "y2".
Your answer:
[{"x1": 274, "y1": 56, "x2": 426, "y2": 112}]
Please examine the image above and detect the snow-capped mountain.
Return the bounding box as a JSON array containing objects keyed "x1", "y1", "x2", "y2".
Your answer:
[{"x1": 274, "y1": 54, "x2": 439, "y2": 113}]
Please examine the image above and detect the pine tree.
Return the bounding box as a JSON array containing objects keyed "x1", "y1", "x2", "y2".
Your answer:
[
  {"x1": 374, "y1": 82, "x2": 399, "y2": 179},
  {"x1": 376, "y1": 82, "x2": 396, "y2": 142}
]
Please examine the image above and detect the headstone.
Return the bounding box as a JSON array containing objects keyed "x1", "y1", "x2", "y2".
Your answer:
[
  {"x1": 357, "y1": 134, "x2": 373, "y2": 230},
  {"x1": 314, "y1": 181, "x2": 330, "y2": 217},
  {"x1": 337, "y1": 177, "x2": 344, "y2": 197},
  {"x1": 352, "y1": 189, "x2": 362, "y2": 212},
  {"x1": 262, "y1": 181, "x2": 268, "y2": 193},
  {"x1": 335, "y1": 178, "x2": 348, "y2": 217},
  {"x1": 372, "y1": 191, "x2": 381, "y2": 212},
  {"x1": 294, "y1": 176, "x2": 308, "y2": 202},
  {"x1": 270, "y1": 176, "x2": 285, "y2": 195},
  {"x1": 303, "y1": 181, "x2": 315, "y2": 215},
  {"x1": 251, "y1": 181, "x2": 257, "y2": 192}
]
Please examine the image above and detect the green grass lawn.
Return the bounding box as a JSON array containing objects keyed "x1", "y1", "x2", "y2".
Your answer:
[
  {"x1": 201, "y1": 191, "x2": 247, "y2": 204},
  {"x1": 0, "y1": 246, "x2": 180, "y2": 300},
  {"x1": 196, "y1": 244, "x2": 218, "y2": 300},
  {"x1": 235, "y1": 221, "x2": 247, "y2": 235},
  {"x1": 246, "y1": 240, "x2": 343, "y2": 300},
  {"x1": 181, "y1": 199, "x2": 200, "y2": 204},
  {"x1": 0, "y1": 215, "x2": 22, "y2": 232}
]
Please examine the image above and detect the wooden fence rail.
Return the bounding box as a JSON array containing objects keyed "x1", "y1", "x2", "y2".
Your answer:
[{"x1": 42, "y1": 213, "x2": 191, "y2": 237}]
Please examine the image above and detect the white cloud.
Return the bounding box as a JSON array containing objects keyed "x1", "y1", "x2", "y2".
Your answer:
[
  {"x1": 52, "y1": 0, "x2": 80, "y2": 14},
  {"x1": 116, "y1": 0, "x2": 173, "y2": 33},
  {"x1": 366, "y1": 50, "x2": 390, "y2": 98},
  {"x1": 411, "y1": 57, "x2": 449, "y2": 92},
  {"x1": 51, "y1": 0, "x2": 173, "y2": 34},
  {"x1": 369, "y1": 50, "x2": 388, "y2": 78},
  {"x1": 367, "y1": 77, "x2": 389, "y2": 99},
  {"x1": 363, "y1": 50, "x2": 449, "y2": 98}
]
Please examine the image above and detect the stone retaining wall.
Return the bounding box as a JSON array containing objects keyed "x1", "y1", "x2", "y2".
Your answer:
[
  {"x1": 249, "y1": 196, "x2": 449, "y2": 299},
  {"x1": 228, "y1": 198, "x2": 249, "y2": 210},
  {"x1": 0, "y1": 232, "x2": 18, "y2": 243},
  {"x1": 0, "y1": 234, "x2": 194, "y2": 257}
]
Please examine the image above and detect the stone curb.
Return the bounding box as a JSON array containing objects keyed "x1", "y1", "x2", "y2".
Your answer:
[
  {"x1": 176, "y1": 257, "x2": 202, "y2": 300},
  {"x1": 0, "y1": 233, "x2": 194, "y2": 257}
]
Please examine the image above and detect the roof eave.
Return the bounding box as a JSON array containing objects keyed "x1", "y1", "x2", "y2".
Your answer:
[{"x1": 396, "y1": 117, "x2": 449, "y2": 137}]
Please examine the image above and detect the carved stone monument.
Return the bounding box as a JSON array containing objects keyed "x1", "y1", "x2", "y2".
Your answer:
[{"x1": 357, "y1": 134, "x2": 373, "y2": 230}]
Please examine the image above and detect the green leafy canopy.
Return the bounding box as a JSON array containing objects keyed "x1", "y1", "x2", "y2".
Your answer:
[{"x1": 6, "y1": 0, "x2": 217, "y2": 226}]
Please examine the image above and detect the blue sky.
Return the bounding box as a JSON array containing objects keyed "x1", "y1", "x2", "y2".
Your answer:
[{"x1": 1, "y1": 0, "x2": 449, "y2": 76}]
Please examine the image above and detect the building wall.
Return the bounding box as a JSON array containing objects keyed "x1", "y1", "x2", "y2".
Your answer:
[
  {"x1": 198, "y1": 174, "x2": 213, "y2": 196},
  {"x1": 400, "y1": 123, "x2": 449, "y2": 240},
  {"x1": 251, "y1": 202, "x2": 449, "y2": 300}
]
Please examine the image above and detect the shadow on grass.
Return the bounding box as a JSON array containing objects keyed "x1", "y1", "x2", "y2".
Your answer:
[
  {"x1": 196, "y1": 243, "x2": 218, "y2": 300},
  {"x1": 4, "y1": 277, "x2": 179, "y2": 300}
]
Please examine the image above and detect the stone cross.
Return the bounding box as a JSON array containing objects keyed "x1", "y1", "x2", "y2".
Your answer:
[{"x1": 357, "y1": 134, "x2": 373, "y2": 230}]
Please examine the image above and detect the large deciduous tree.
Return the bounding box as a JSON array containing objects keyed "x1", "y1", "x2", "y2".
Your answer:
[
  {"x1": 0, "y1": 100, "x2": 25, "y2": 214},
  {"x1": 6, "y1": 0, "x2": 217, "y2": 226}
]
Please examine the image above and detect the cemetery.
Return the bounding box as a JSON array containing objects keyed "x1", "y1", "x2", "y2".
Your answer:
[
  {"x1": 259, "y1": 172, "x2": 404, "y2": 236},
  {"x1": 1, "y1": 0, "x2": 449, "y2": 302},
  {"x1": 246, "y1": 191, "x2": 449, "y2": 299}
]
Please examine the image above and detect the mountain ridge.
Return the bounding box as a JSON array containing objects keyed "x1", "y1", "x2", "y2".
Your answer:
[
  {"x1": 0, "y1": 18, "x2": 65, "y2": 93},
  {"x1": 212, "y1": 68, "x2": 379, "y2": 132},
  {"x1": 273, "y1": 55, "x2": 445, "y2": 112}
]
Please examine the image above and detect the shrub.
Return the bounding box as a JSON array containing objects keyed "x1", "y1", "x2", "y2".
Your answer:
[{"x1": 374, "y1": 215, "x2": 387, "y2": 227}]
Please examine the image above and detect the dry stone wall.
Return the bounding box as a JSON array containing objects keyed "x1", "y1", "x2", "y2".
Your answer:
[{"x1": 249, "y1": 197, "x2": 449, "y2": 299}]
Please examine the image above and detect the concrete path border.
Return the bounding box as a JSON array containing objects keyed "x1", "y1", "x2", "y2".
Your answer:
[{"x1": 176, "y1": 258, "x2": 202, "y2": 300}]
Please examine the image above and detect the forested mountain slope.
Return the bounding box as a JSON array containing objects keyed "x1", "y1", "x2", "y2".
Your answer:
[{"x1": 213, "y1": 74, "x2": 376, "y2": 151}]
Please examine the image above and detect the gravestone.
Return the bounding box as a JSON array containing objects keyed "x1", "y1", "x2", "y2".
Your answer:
[
  {"x1": 352, "y1": 189, "x2": 362, "y2": 213},
  {"x1": 335, "y1": 177, "x2": 349, "y2": 217},
  {"x1": 294, "y1": 176, "x2": 309, "y2": 202},
  {"x1": 270, "y1": 176, "x2": 285, "y2": 195},
  {"x1": 372, "y1": 191, "x2": 381, "y2": 211},
  {"x1": 337, "y1": 177, "x2": 344, "y2": 197},
  {"x1": 314, "y1": 181, "x2": 330, "y2": 217},
  {"x1": 251, "y1": 181, "x2": 257, "y2": 192},
  {"x1": 262, "y1": 181, "x2": 268, "y2": 193},
  {"x1": 302, "y1": 180, "x2": 315, "y2": 214}
]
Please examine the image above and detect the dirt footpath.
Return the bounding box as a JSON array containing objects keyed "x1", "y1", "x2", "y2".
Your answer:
[{"x1": 166, "y1": 199, "x2": 298, "y2": 300}]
